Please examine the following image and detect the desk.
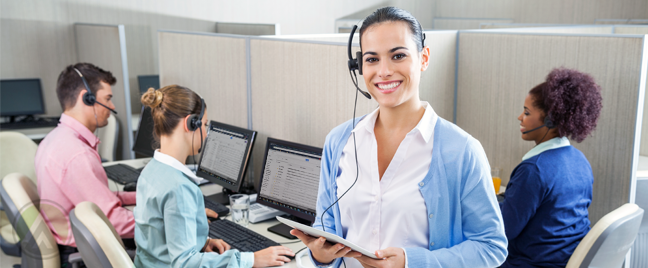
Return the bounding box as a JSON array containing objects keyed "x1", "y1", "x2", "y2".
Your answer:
[
  {"x1": 1, "y1": 126, "x2": 55, "y2": 140},
  {"x1": 105, "y1": 158, "x2": 315, "y2": 268}
]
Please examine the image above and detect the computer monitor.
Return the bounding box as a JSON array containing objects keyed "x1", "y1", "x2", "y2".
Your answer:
[
  {"x1": 256, "y1": 137, "x2": 322, "y2": 239},
  {"x1": 197, "y1": 121, "x2": 256, "y2": 203},
  {"x1": 132, "y1": 106, "x2": 156, "y2": 157},
  {"x1": 0, "y1": 79, "x2": 45, "y2": 118},
  {"x1": 137, "y1": 75, "x2": 160, "y2": 94}
]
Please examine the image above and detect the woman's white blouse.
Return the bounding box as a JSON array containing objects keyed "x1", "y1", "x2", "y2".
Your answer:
[{"x1": 337, "y1": 101, "x2": 438, "y2": 268}]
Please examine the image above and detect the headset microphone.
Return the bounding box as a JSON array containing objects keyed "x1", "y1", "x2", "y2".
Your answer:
[
  {"x1": 347, "y1": 25, "x2": 371, "y2": 100},
  {"x1": 522, "y1": 115, "x2": 555, "y2": 134},
  {"x1": 73, "y1": 68, "x2": 118, "y2": 114}
]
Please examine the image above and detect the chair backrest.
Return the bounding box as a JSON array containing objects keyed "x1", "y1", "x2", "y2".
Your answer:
[
  {"x1": 566, "y1": 203, "x2": 644, "y2": 268},
  {"x1": 0, "y1": 173, "x2": 60, "y2": 268},
  {"x1": 0, "y1": 132, "x2": 39, "y2": 184},
  {"x1": 96, "y1": 114, "x2": 119, "y2": 162},
  {"x1": 631, "y1": 178, "x2": 648, "y2": 268},
  {"x1": 69, "y1": 201, "x2": 133, "y2": 268}
]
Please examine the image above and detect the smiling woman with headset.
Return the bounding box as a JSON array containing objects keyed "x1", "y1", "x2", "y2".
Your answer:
[
  {"x1": 133, "y1": 85, "x2": 294, "y2": 267},
  {"x1": 290, "y1": 7, "x2": 507, "y2": 268},
  {"x1": 499, "y1": 68, "x2": 602, "y2": 267}
]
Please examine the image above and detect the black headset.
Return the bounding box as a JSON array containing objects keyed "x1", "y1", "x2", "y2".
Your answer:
[
  {"x1": 187, "y1": 98, "x2": 206, "y2": 153},
  {"x1": 523, "y1": 115, "x2": 555, "y2": 134},
  {"x1": 73, "y1": 68, "x2": 118, "y2": 114}
]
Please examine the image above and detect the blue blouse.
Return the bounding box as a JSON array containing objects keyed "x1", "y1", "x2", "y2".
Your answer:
[
  {"x1": 313, "y1": 116, "x2": 508, "y2": 268},
  {"x1": 500, "y1": 140, "x2": 592, "y2": 268}
]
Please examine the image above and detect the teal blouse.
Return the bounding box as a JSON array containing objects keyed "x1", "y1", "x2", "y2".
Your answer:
[{"x1": 134, "y1": 156, "x2": 254, "y2": 267}]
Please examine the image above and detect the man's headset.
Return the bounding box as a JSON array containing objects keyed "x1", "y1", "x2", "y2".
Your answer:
[
  {"x1": 73, "y1": 68, "x2": 118, "y2": 114},
  {"x1": 523, "y1": 115, "x2": 555, "y2": 134},
  {"x1": 346, "y1": 24, "x2": 426, "y2": 100},
  {"x1": 187, "y1": 98, "x2": 206, "y2": 154}
]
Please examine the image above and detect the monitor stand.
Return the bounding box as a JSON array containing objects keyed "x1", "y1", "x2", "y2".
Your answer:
[
  {"x1": 268, "y1": 215, "x2": 311, "y2": 240},
  {"x1": 205, "y1": 186, "x2": 257, "y2": 205}
]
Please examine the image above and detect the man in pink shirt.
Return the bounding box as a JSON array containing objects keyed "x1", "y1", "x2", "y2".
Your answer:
[{"x1": 35, "y1": 63, "x2": 134, "y2": 264}]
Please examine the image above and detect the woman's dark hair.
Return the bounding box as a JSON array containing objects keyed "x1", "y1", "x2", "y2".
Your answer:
[
  {"x1": 56, "y1": 63, "x2": 116, "y2": 111},
  {"x1": 141, "y1": 85, "x2": 204, "y2": 144},
  {"x1": 359, "y1": 7, "x2": 425, "y2": 52},
  {"x1": 529, "y1": 68, "x2": 602, "y2": 143}
]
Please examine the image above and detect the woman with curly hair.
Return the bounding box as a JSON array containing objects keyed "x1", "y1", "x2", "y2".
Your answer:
[{"x1": 499, "y1": 68, "x2": 603, "y2": 267}]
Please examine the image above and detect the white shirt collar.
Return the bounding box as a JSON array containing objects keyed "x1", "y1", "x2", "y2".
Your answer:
[
  {"x1": 153, "y1": 149, "x2": 202, "y2": 184},
  {"x1": 522, "y1": 136, "x2": 571, "y2": 161},
  {"x1": 352, "y1": 101, "x2": 437, "y2": 143}
]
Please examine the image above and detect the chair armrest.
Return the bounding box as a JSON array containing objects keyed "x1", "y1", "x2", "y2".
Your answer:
[
  {"x1": 126, "y1": 249, "x2": 136, "y2": 260},
  {"x1": 69, "y1": 252, "x2": 83, "y2": 267}
]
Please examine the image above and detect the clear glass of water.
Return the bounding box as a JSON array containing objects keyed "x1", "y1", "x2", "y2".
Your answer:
[{"x1": 229, "y1": 194, "x2": 249, "y2": 227}]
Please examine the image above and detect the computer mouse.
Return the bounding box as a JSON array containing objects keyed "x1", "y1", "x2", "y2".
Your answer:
[{"x1": 124, "y1": 182, "x2": 137, "y2": 192}]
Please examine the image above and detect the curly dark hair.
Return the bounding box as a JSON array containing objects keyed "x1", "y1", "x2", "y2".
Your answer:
[{"x1": 529, "y1": 68, "x2": 602, "y2": 143}]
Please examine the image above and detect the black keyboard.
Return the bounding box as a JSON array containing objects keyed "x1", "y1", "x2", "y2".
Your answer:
[
  {"x1": 0, "y1": 117, "x2": 60, "y2": 130},
  {"x1": 209, "y1": 219, "x2": 280, "y2": 252},
  {"x1": 204, "y1": 197, "x2": 230, "y2": 217},
  {"x1": 104, "y1": 164, "x2": 141, "y2": 184}
]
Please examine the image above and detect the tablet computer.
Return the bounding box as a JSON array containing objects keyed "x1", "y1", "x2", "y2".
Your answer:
[{"x1": 276, "y1": 216, "x2": 379, "y2": 259}]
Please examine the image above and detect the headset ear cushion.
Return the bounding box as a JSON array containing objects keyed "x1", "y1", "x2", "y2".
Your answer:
[
  {"x1": 187, "y1": 114, "x2": 199, "y2": 131},
  {"x1": 545, "y1": 116, "x2": 555, "y2": 129},
  {"x1": 83, "y1": 91, "x2": 95, "y2": 106},
  {"x1": 356, "y1": 51, "x2": 363, "y2": 75}
]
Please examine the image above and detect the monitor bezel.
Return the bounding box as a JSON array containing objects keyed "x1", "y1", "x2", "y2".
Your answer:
[
  {"x1": 0, "y1": 78, "x2": 45, "y2": 117},
  {"x1": 137, "y1": 75, "x2": 160, "y2": 94},
  {"x1": 256, "y1": 137, "x2": 322, "y2": 223},
  {"x1": 131, "y1": 106, "x2": 156, "y2": 157},
  {"x1": 196, "y1": 121, "x2": 256, "y2": 192}
]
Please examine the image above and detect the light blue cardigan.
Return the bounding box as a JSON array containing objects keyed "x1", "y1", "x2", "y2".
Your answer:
[{"x1": 311, "y1": 116, "x2": 507, "y2": 267}]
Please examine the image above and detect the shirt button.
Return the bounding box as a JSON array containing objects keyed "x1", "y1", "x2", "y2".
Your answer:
[
  {"x1": 372, "y1": 230, "x2": 378, "y2": 235},
  {"x1": 429, "y1": 214, "x2": 434, "y2": 218},
  {"x1": 374, "y1": 196, "x2": 379, "y2": 202},
  {"x1": 430, "y1": 242, "x2": 435, "y2": 246},
  {"x1": 419, "y1": 182, "x2": 424, "y2": 187}
]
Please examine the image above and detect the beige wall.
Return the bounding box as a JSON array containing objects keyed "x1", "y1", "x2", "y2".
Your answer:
[{"x1": 456, "y1": 32, "x2": 644, "y2": 223}]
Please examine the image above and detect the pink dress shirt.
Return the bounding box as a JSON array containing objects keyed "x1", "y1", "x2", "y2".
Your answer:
[{"x1": 35, "y1": 114, "x2": 136, "y2": 247}]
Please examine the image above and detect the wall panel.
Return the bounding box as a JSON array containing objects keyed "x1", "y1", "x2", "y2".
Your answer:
[
  {"x1": 158, "y1": 32, "x2": 248, "y2": 129},
  {"x1": 75, "y1": 24, "x2": 135, "y2": 160},
  {"x1": 433, "y1": 18, "x2": 514, "y2": 30},
  {"x1": 456, "y1": 32, "x2": 644, "y2": 223}
]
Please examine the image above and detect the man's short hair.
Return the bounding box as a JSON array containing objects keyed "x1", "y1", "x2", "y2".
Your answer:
[{"x1": 56, "y1": 63, "x2": 117, "y2": 111}]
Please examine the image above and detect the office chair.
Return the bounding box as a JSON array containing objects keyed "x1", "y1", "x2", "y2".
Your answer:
[
  {"x1": 69, "y1": 201, "x2": 134, "y2": 268},
  {"x1": 96, "y1": 114, "x2": 119, "y2": 162},
  {"x1": 631, "y1": 178, "x2": 648, "y2": 268},
  {"x1": 566, "y1": 203, "x2": 644, "y2": 268},
  {"x1": 0, "y1": 132, "x2": 39, "y2": 257},
  {"x1": 0, "y1": 173, "x2": 82, "y2": 268}
]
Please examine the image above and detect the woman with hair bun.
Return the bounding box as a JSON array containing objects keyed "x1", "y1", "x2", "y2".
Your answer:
[
  {"x1": 134, "y1": 85, "x2": 294, "y2": 267},
  {"x1": 500, "y1": 68, "x2": 603, "y2": 267}
]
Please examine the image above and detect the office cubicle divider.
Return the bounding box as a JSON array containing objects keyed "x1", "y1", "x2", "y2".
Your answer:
[
  {"x1": 215, "y1": 22, "x2": 279, "y2": 35},
  {"x1": 476, "y1": 25, "x2": 614, "y2": 34},
  {"x1": 157, "y1": 30, "x2": 249, "y2": 130},
  {"x1": 74, "y1": 23, "x2": 135, "y2": 160},
  {"x1": 433, "y1": 17, "x2": 514, "y2": 30},
  {"x1": 456, "y1": 30, "x2": 647, "y2": 226}
]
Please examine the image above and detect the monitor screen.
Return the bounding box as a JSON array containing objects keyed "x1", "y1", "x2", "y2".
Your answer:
[
  {"x1": 132, "y1": 106, "x2": 156, "y2": 157},
  {"x1": 197, "y1": 121, "x2": 256, "y2": 192},
  {"x1": 0, "y1": 79, "x2": 45, "y2": 117},
  {"x1": 257, "y1": 138, "x2": 322, "y2": 223},
  {"x1": 137, "y1": 75, "x2": 159, "y2": 94}
]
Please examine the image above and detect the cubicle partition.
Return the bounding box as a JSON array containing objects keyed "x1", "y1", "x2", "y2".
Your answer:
[
  {"x1": 248, "y1": 31, "x2": 457, "y2": 186},
  {"x1": 456, "y1": 31, "x2": 647, "y2": 224},
  {"x1": 75, "y1": 23, "x2": 135, "y2": 160},
  {"x1": 433, "y1": 17, "x2": 514, "y2": 30},
  {"x1": 216, "y1": 22, "x2": 279, "y2": 35},
  {"x1": 158, "y1": 31, "x2": 249, "y2": 129},
  {"x1": 479, "y1": 25, "x2": 614, "y2": 34}
]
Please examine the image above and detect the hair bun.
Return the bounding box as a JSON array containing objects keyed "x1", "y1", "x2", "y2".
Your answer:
[{"x1": 141, "y1": 87, "x2": 164, "y2": 108}]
